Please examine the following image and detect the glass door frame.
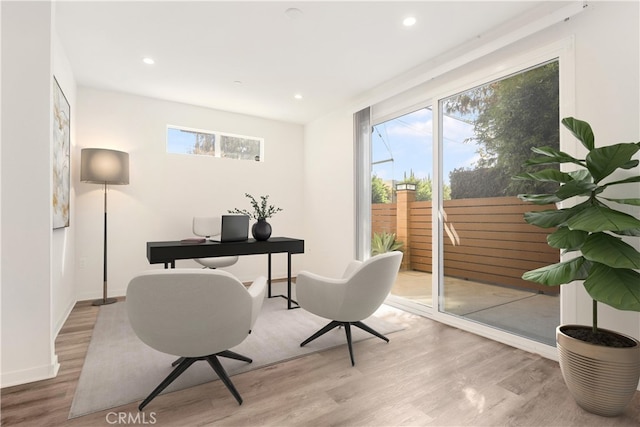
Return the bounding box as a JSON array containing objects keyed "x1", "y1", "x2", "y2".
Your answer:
[{"x1": 361, "y1": 37, "x2": 576, "y2": 361}]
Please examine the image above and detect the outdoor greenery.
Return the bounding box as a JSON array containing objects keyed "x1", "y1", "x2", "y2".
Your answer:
[
  {"x1": 220, "y1": 135, "x2": 261, "y2": 160},
  {"x1": 228, "y1": 193, "x2": 283, "y2": 220},
  {"x1": 515, "y1": 117, "x2": 640, "y2": 333},
  {"x1": 372, "y1": 175, "x2": 391, "y2": 203},
  {"x1": 397, "y1": 171, "x2": 452, "y2": 201},
  {"x1": 371, "y1": 232, "x2": 403, "y2": 256},
  {"x1": 190, "y1": 132, "x2": 215, "y2": 156},
  {"x1": 449, "y1": 167, "x2": 511, "y2": 199},
  {"x1": 445, "y1": 61, "x2": 560, "y2": 198},
  {"x1": 372, "y1": 171, "x2": 451, "y2": 204}
]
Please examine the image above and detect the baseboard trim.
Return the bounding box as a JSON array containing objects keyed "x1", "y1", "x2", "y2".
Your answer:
[{"x1": 1, "y1": 356, "x2": 60, "y2": 388}]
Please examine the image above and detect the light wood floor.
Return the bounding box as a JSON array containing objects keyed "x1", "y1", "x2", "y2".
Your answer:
[{"x1": 2, "y1": 299, "x2": 639, "y2": 426}]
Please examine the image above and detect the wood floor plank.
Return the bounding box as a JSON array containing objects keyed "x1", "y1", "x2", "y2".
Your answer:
[{"x1": 2, "y1": 299, "x2": 639, "y2": 426}]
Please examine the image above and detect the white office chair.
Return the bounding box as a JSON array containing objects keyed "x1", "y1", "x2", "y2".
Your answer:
[
  {"x1": 296, "y1": 251, "x2": 403, "y2": 366},
  {"x1": 192, "y1": 216, "x2": 239, "y2": 269},
  {"x1": 126, "y1": 269, "x2": 267, "y2": 410}
]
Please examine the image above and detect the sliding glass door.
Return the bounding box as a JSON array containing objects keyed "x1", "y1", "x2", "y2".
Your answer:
[
  {"x1": 371, "y1": 107, "x2": 433, "y2": 307},
  {"x1": 439, "y1": 60, "x2": 561, "y2": 345},
  {"x1": 360, "y1": 53, "x2": 567, "y2": 348}
]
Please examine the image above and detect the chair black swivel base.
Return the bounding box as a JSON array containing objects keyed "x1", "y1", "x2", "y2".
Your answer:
[
  {"x1": 300, "y1": 320, "x2": 389, "y2": 366},
  {"x1": 138, "y1": 350, "x2": 252, "y2": 411}
]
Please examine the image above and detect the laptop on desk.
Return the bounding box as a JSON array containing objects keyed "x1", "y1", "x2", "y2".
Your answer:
[{"x1": 211, "y1": 215, "x2": 249, "y2": 242}]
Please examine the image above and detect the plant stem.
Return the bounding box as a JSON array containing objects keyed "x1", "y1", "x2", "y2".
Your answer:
[{"x1": 592, "y1": 299, "x2": 598, "y2": 334}]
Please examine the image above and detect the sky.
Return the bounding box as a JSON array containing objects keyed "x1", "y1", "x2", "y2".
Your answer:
[{"x1": 372, "y1": 107, "x2": 479, "y2": 186}]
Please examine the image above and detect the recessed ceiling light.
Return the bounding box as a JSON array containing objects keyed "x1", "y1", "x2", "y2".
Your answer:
[
  {"x1": 285, "y1": 8, "x2": 303, "y2": 20},
  {"x1": 294, "y1": 93, "x2": 303, "y2": 100},
  {"x1": 403, "y1": 16, "x2": 416, "y2": 27},
  {"x1": 142, "y1": 57, "x2": 155, "y2": 65},
  {"x1": 234, "y1": 80, "x2": 243, "y2": 85}
]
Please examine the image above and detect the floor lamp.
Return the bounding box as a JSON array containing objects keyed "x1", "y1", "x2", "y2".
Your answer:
[{"x1": 81, "y1": 148, "x2": 130, "y2": 306}]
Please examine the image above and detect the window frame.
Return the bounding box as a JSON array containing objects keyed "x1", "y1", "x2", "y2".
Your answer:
[{"x1": 166, "y1": 124, "x2": 265, "y2": 162}]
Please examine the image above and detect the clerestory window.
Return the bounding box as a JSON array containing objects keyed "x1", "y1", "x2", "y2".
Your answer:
[{"x1": 167, "y1": 125, "x2": 264, "y2": 161}]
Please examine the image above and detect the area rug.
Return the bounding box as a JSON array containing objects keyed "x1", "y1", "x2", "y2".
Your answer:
[{"x1": 69, "y1": 288, "x2": 403, "y2": 418}]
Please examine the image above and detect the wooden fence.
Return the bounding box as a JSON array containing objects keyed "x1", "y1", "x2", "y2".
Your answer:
[{"x1": 372, "y1": 196, "x2": 559, "y2": 294}]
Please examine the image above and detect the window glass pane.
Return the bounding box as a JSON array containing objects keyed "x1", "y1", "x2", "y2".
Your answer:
[
  {"x1": 372, "y1": 107, "x2": 433, "y2": 307},
  {"x1": 440, "y1": 60, "x2": 560, "y2": 346},
  {"x1": 167, "y1": 127, "x2": 216, "y2": 156},
  {"x1": 220, "y1": 135, "x2": 262, "y2": 161}
]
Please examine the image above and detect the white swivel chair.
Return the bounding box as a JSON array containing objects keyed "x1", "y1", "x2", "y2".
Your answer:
[
  {"x1": 192, "y1": 216, "x2": 239, "y2": 269},
  {"x1": 126, "y1": 269, "x2": 267, "y2": 410},
  {"x1": 296, "y1": 251, "x2": 403, "y2": 366}
]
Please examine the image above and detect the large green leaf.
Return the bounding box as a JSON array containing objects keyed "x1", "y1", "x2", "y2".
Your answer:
[
  {"x1": 584, "y1": 264, "x2": 640, "y2": 312},
  {"x1": 547, "y1": 226, "x2": 588, "y2": 250},
  {"x1": 568, "y1": 169, "x2": 593, "y2": 182},
  {"x1": 562, "y1": 117, "x2": 594, "y2": 151},
  {"x1": 603, "y1": 197, "x2": 640, "y2": 207},
  {"x1": 601, "y1": 175, "x2": 640, "y2": 191},
  {"x1": 513, "y1": 169, "x2": 572, "y2": 183},
  {"x1": 567, "y1": 205, "x2": 640, "y2": 232},
  {"x1": 524, "y1": 146, "x2": 584, "y2": 167},
  {"x1": 523, "y1": 209, "x2": 567, "y2": 228},
  {"x1": 614, "y1": 229, "x2": 640, "y2": 237},
  {"x1": 586, "y1": 143, "x2": 640, "y2": 183},
  {"x1": 522, "y1": 257, "x2": 587, "y2": 285},
  {"x1": 621, "y1": 159, "x2": 639, "y2": 169},
  {"x1": 522, "y1": 203, "x2": 590, "y2": 228},
  {"x1": 555, "y1": 180, "x2": 597, "y2": 200},
  {"x1": 517, "y1": 194, "x2": 561, "y2": 205},
  {"x1": 581, "y1": 232, "x2": 640, "y2": 269}
]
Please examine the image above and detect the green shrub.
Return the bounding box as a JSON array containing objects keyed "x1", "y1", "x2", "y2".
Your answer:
[{"x1": 371, "y1": 232, "x2": 403, "y2": 256}]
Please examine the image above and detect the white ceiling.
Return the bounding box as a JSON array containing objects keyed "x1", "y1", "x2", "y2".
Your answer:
[{"x1": 55, "y1": 1, "x2": 570, "y2": 124}]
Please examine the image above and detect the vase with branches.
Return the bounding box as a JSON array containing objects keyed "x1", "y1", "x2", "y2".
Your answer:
[{"x1": 229, "y1": 193, "x2": 282, "y2": 240}]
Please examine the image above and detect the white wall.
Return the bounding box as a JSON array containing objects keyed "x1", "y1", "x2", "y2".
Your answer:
[
  {"x1": 304, "y1": 1, "x2": 640, "y2": 338},
  {"x1": 74, "y1": 88, "x2": 305, "y2": 300},
  {"x1": 303, "y1": 109, "x2": 355, "y2": 276},
  {"x1": 1, "y1": 1, "x2": 59, "y2": 387}
]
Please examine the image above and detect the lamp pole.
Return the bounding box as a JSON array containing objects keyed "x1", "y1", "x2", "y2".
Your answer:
[{"x1": 97, "y1": 182, "x2": 116, "y2": 305}]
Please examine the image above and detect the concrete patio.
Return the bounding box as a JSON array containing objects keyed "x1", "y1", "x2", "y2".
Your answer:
[{"x1": 391, "y1": 270, "x2": 560, "y2": 346}]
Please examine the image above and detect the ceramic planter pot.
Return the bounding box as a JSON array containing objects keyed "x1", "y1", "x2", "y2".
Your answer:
[
  {"x1": 556, "y1": 325, "x2": 640, "y2": 417},
  {"x1": 252, "y1": 219, "x2": 272, "y2": 241}
]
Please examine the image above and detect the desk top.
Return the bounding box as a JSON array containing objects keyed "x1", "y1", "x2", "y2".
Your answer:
[{"x1": 146, "y1": 237, "x2": 304, "y2": 264}]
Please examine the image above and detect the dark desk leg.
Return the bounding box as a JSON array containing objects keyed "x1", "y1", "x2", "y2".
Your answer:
[
  {"x1": 287, "y1": 252, "x2": 292, "y2": 309},
  {"x1": 266, "y1": 252, "x2": 299, "y2": 309},
  {"x1": 268, "y1": 253, "x2": 272, "y2": 298},
  {"x1": 163, "y1": 261, "x2": 175, "y2": 269}
]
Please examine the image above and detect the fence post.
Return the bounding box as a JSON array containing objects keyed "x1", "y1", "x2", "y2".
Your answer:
[{"x1": 396, "y1": 184, "x2": 416, "y2": 270}]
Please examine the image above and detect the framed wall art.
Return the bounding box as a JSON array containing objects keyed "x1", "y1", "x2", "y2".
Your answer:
[{"x1": 52, "y1": 76, "x2": 70, "y2": 229}]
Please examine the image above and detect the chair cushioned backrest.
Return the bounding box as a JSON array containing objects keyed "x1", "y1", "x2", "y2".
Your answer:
[
  {"x1": 193, "y1": 216, "x2": 220, "y2": 238},
  {"x1": 340, "y1": 251, "x2": 403, "y2": 321},
  {"x1": 127, "y1": 269, "x2": 252, "y2": 358}
]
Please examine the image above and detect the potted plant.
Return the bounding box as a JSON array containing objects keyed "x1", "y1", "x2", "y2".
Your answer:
[
  {"x1": 514, "y1": 117, "x2": 640, "y2": 416},
  {"x1": 229, "y1": 193, "x2": 283, "y2": 241}
]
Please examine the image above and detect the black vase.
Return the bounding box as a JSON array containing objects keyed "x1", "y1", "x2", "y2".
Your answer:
[{"x1": 252, "y1": 219, "x2": 272, "y2": 241}]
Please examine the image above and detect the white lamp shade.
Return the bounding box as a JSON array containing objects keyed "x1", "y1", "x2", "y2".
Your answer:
[{"x1": 81, "y1": 148, "x2": 129, "y2": 185}]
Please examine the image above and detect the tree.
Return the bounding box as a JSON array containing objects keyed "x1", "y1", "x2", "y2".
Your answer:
[
  {"x1": 372, "y1": 175, "x2": 391, "y2": 203},
  {"x1": 398, "y1": 170, "x2": 451, "y2": 201},
  {"x1": 449, "y1": 167, "x2": 511, "y2": 199},
  {"x1": 443, "y1": 61, "x2": 560, "y2": 197}
]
